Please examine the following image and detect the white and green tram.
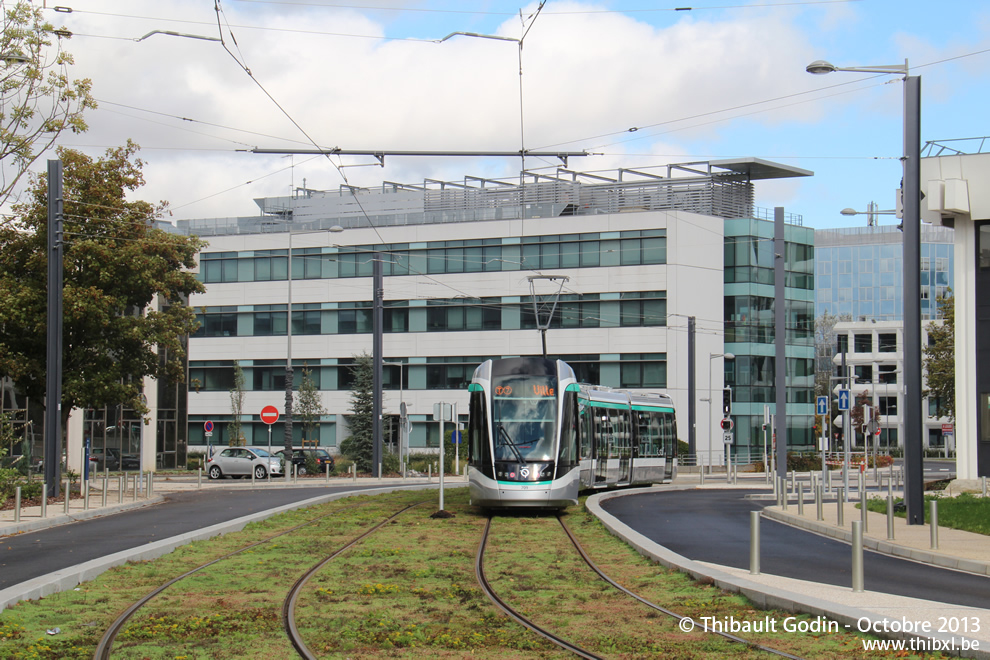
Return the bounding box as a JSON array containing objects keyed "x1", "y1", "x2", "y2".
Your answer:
[{"x1": 467, "y1": 357, "x2": 678, "y2": 509}]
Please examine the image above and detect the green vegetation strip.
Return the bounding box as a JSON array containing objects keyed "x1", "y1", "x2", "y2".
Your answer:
[
  {"x1": 864, "y1": 493, "x2": 990, "y2": 535},
  {"x1": 0, "y1": 488, "x2": 940, "y2": 659}
]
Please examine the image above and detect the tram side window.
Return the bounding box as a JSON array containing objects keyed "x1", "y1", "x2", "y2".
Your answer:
[
  {"x1": 578, "y1": 403, "x2": 593, "y2": 459},
  {"x1": 662, "y1": 413, "x2": 676, "y2": 457},
  {"x1": 608, "y1": 408, "x2": 630, "y2": 458},
  {"x1": 468, "y1": 390, "x2": 492, "y2": 475},
  {"x1": 558, "y1": 390, "x2": 579, "y2": 469},
  {"x1": 637, "y1": 411, "x2": 662, "y2": 458}
]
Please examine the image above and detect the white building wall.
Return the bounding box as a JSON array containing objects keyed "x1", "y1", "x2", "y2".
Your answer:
[{"x1": 187, "y1": 208, "x2": 725, "y2": 456}]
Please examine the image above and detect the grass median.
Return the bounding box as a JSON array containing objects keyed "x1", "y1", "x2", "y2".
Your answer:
[{"x1": 0, "y1": 488, "x2": 940, "y2": 659}]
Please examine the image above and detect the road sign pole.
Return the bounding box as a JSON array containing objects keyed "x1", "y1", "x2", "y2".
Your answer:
[{"x1": 454, "y1": 402, "x2": 459, "y2": 476}]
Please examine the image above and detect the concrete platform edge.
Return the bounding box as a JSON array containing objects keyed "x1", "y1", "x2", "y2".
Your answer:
[
  {"x1": 585, "y1": 486, "x2": 987, "y2": 660},
  {"x1": 0, "y1": 484, "x2": 435, "y2": 612}
]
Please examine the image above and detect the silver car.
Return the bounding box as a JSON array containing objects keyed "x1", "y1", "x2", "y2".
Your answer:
[{"x1": 206, "y1": 447, "x2": 283, "y2": 480}]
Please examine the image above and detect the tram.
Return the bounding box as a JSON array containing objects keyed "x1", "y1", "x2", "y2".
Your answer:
[{"x1": 467, "y1": 356, "x2": 678, "y2": 509}]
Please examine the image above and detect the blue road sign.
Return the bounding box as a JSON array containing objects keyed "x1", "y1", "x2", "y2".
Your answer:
[
  {"x1": 817, "y1": 396, "x2": 828, "y2": 416},
  {"x1": 451, "y1": 430, "x2": 462, "y2": 445},
  {"x1": 838, "y1": 389, "x2": 850, "y2": 411}
]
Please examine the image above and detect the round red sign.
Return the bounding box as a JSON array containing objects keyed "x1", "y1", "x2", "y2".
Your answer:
[{"x1": 261, "y1": 405, "x2": 280, "y2": 425}]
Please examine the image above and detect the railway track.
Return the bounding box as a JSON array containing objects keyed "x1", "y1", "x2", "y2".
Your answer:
[
  {"x1": 93, "y1": 500, "x2": 422, "y2": 659},
  {"x1": 282, "y1": 501, "x2": 427, "y2": 659},
  {"x1": 476, "y1": 514, "x2": 806, "y2": 660}
]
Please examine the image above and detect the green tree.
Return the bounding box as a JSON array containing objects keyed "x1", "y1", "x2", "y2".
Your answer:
[
  {"x1": 296, "y1": 366, "x2": 326, "y2": 446},
  {"x1": 923, "y1": 292, "x2": 955, "y2": 420},
  {"x1": 228, "y1": 361, "x2": 245, "y2": 446},
  {"x1": 0, "y1": 143, "x2": 206, "y2": 431},
  {"x1": 1, "y1": 1, "x2": 96, "y2": 207},
  {"x1": 341, "y1": 353, "x2": 374, "y2": 472}
]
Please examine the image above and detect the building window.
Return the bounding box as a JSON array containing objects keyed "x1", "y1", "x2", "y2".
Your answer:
[
  {"x1": 854, "y1": 365, "x2": 873, "y2": 384},
  {"x1": 837, "y1": 334, "x2": 848, "y2": 354},
  {"x1": 879, "y1": 396, "x2": 897, "y2": 416},
  {"x1": 854, "y1": 334, "x2": 872, "y2": 352},
  {"x1": 878, "y1": 364, "x2": 896, "y2": 384},
  {"x1": 878, "y1": 334, "x2": 896, "y2": 352}
]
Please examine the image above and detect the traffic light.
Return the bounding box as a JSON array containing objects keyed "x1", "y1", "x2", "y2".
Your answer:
[
  {"x1": 720, "y1": 418, "x2": 733, "y2": 432},
  {"x1": 722, "y1": 387, "x2": 732, "y2": 417}
]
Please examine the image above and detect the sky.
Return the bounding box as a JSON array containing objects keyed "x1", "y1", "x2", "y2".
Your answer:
[{"x1": 7, "y1": 0, "x2": 990, "y2": 231}]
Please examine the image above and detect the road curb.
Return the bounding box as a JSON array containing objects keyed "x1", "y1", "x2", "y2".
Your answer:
[{"x1": 585, "y1": 486, "x2": 986, "y2": 659}]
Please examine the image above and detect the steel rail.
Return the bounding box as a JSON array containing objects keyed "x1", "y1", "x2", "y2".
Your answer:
[
  {"x1": 93, "y1": 502, "x2": 365, "y2": 660},
  {"x1": 283, "y1": 501, "x2": 428, "y2": 659},
  {"x1": 476, "y1": 516, "x2": 604, "y2": 660},
  {"x1": 556, "y1": 515, "x2": 806, "y2": 660}
]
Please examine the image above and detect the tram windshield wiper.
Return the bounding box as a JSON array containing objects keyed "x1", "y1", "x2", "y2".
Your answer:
[{"x1": 496, "y1": 423, "x2": 527, "y2": 464}]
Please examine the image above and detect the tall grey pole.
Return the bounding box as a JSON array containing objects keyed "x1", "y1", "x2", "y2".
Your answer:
[
  {"x1": 372, "y1": 251, "x2": 383, "y2": 478},
  {"x1": 902, "y1": 75, "x2": 924, "y2": 525},
  {"x1": 45, "y1": 160, "x2": 64, "y2": 498},
  {"x1": 774, "y1": 207, "x2": 787, "y2": 481},
  {"x1": 687, "y1": 316, "x2": 696, "y2": 459},
  {"x1": 283, "y1": 229, "x2": 294, "y2": 461},
  {"x1": 842, "y1": 351, "x2": 850, "y2": 501}
]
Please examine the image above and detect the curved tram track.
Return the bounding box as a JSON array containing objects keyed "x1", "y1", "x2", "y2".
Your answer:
[{"x1": 476, "y1": 514, "x2": 806, "y2": 660}]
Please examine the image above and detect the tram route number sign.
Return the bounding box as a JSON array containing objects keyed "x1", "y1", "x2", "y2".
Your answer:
[
  {"x1": 261, "y1": 405, "x2": 279, "y2": 425},
  {"x1": 723, "y1": 431, "x2": 734, "y2": 445}
]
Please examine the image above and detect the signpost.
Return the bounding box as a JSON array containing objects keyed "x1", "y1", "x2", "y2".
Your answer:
[
  {"x1": 204, "y1": 420, "x2": 214, "y2": 458},
  {"x1": 837, "y1": 388, "x2": 850, "y2": 501},
  {"x1": 261, "y1": 405, "x2": 279, "y2": 455},
  {"x1": 433, "y1": 402, "x2": 452, "y2": 512}
]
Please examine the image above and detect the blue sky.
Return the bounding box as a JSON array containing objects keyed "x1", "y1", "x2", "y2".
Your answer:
[{"x1": 20, "y1": 0, "x2": 990, "y2": 230}]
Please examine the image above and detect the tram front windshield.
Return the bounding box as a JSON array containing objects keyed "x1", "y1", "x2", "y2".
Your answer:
[{"x1": 491, "y1": 374, "x2": 558, "y2": 463}]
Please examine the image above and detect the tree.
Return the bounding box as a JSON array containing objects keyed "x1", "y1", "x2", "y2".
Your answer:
[
  {"x1": 1, "y1": 1, "x2": 96, "y2": 208},
  {"x1": 296, "y1": 366, "x2": 326, "y2": 447},
  {"x1": 341, "y1": 353, "x2": 374, "y2": 472},
  {"x1": 0, "y1": 142, "x2": 206, "y2": 431},
  {"x1": 850, "y1": 389, "x2": 875, "y2": 448},
  {"x1": 923, "y1": 292, "x2": 954, "y2": 420},
  {"x1": 228, "y1": 361, "x2": 245, "y2": 446}
]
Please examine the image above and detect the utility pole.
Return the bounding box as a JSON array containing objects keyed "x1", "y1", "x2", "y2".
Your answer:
[{"x1": 45, "y1": 160, "x2": 64, "y2": 498}]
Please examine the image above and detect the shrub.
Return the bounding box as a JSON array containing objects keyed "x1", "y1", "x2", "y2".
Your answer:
[{"x1": 304, "y1": 452, "x2": 320, "y2": 476}]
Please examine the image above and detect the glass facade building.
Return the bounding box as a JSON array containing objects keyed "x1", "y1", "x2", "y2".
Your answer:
[
  {"x1": 815, "y1": 225, "x2": 954, "y2": 321},
  {"x1": 724, "y1": 218, "x2": 816, "y2": 457}
]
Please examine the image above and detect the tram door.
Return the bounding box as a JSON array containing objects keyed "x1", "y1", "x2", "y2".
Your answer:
[
  {"x1": 594, "y1": 409, "x2": 609, "y2": 483},
  {"x1": 615, "y1": 408, "x2": 632, "y2": 484},
  {"x1": 662, "y1": 413, "x2": 676, "y2": 481}
]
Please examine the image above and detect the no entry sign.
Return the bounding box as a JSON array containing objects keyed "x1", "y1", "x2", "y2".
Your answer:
[{"x1": 261, "y1": 405, "x2": 280, "y2": 425}]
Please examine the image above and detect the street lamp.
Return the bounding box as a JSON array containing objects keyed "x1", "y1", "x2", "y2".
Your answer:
[
  {"x1": 840, "y1": 202, "x2": 897, "y2": 227},
  {"x1": 708, "y1": 352, "x2": 734, "y2": 467},
  {"x1": 807, "y1": 58, "x2": 924, "y2": 524}
]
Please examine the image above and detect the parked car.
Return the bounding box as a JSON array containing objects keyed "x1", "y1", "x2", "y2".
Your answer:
[
  {"x1": 121, "y1": 454, "x2": 141, "y2": 470},
  {"x1": 89, "y1": 447, "x2": 121, "y2": 471},
  {"x1": 274, "y1": 447, "x2": 335, "y2": 475},
  {"x1": 206, "y1": 447, "x2": 283, "y2": 480}
]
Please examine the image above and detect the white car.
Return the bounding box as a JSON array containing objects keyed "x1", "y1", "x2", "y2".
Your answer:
[{"x1": 206, "y1": 447, "x2": 283, "y2": 480}]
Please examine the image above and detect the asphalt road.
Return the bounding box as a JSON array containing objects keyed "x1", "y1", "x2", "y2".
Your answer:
[
  {"x1": 604, "y1": 489, "x2": 990, "y2": 609},
  {"x1": 0, "y1": 485, "x2": 398, "y2": 590}
]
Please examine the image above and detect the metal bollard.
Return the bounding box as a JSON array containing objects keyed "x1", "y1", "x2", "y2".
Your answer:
[
  {"x1": 41, "y1": 482, "x2": 47, "y2": 518},
  {"x1": 781, "y1": 478, "x2": 788, "y2": 511},
  {"x1": 149, "y1": 472, "x2": 154, "y2": 498},
  {"x1": 699, "y1": 463, "x2": 705, "y2": 485},
  {"x1": 851, "y1": 520, "x2": 864, "y2": 593},
  {"x1": 816, "y1": 485, "x2": 823, "y2": 521},
  {"x1": 798, "y1": 486, "x2": 804, "y2": 516},
  {"x1": 860, "y1": 486, "x2": 868, "y2": 533},
  {"x1": 352, "y1": 464, "x2": 357, "y2": 482},
  {"x1": 102, "y1": 474, "x2": 108, "y2": 507},
  {"x1": 198, "y1": 467, "x2": 202, "y2": 489},
  {"x1": 84, "y1": 478, "x2": 90, "y2": 510},
  {"x1": 293, "y1": 464, "x2": 298, "y2": 483},
  {"x1": 252, "y1": 465, "x2": 256, "y2": 486},
  {"x1": 133, "y1": 472, "x2": 138, "y2": 501},
  {"x1": 326, "y1": 463, "x2": 330, "y2": 483},
  {"x1": 749, "y1": 511, "x2": 761, "y2": 575},
  {"x1": 837, "y1": 488, "x2": 844, "y2": 527},
  {"x1": 930, "y1": 500, "x2": 939, "y2": 550},
  {"x1": 983, "y1": 476, "x2": 987, "y2": 498},
  {"x1": 64, "y1": 479, "x2": 71, "y2": 514},
  {"x1": 14, "y1": 486, "x2": 21, "y2": 523},
  {"x1": 886, "y1": 493, "x2": 895, "y2": 540},
  {"x1": 428, "y1": 464, "x2": 432, "y2": 482},
  {"x1": 118, "y1": 474, "x2": 124, "y2": 503}
]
